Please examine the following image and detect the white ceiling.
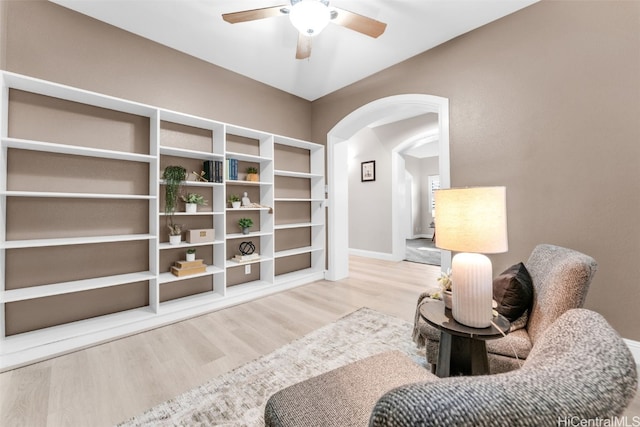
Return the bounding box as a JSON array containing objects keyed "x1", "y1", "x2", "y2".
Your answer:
[{"x1": 51, "y1": 0, "x2": 538, "y2": 101}]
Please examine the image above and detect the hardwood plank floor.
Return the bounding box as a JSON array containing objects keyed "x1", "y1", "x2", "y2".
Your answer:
[{"x1": 0, "y1": 257, "x2": 638, "y2": 426}]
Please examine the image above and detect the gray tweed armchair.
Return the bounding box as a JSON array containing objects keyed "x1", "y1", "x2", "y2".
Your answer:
[
  {"x1": 264, "y1": 309, "x2": 637, "y2": 426},
  {"x1": 414, "y1": 244, "x2": 598, "y2": 373}
]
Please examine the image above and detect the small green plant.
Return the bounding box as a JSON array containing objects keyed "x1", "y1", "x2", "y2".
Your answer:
[
  {"x1": 246, "y1": 166, "x2": 258, "y2": 174},
  {"x1": 238, "y1": 218, "x2": 254, "y2": 229},
  {"x1": 163, "y1": 165, "x2": 187, "y2": 234},
  {"x1": 181, "y1": 193, "x2": 208, "y2": 206},
  {"x1": 228, "y1": 194, "x2": 241, "y2": 203},
  {"x1": 186, "y1": 248, "x2": 196, "y2": 255}
]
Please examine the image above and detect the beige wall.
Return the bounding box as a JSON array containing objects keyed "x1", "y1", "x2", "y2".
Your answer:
[
  {"x1": 312, "y1": 0, "x2": 640, "y2": 340},
  {"x1": 2, "y1": 0, "x2": 311, "y2": 140}
]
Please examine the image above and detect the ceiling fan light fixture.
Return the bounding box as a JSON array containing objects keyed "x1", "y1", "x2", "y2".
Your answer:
[{"x1": 289, "y1": 0, "x2": 331, "y2": 37}]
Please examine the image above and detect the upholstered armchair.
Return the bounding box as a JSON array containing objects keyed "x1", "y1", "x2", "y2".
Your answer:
[
  {"x1": 413, "y1": 244, "x2": 598, "y2": 373},
  {"x1": 264, "y1": 309, "x2": 637, "y2": 426}
]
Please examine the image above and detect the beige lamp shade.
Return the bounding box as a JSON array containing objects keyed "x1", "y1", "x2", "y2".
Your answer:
[{"x1": 434, "y1": 187, "x2": 508, "y2": 254}]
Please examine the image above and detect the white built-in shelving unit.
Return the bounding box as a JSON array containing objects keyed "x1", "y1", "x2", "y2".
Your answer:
[{"x1": 0, "y1": 71, "x2": 325, "y2": 371}]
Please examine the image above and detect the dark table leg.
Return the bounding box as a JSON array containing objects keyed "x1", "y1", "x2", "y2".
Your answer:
[{"x1": 436, "y1": 332, "x2": 489, "y2": 377}]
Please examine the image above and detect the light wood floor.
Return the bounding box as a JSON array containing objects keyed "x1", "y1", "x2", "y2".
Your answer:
[{"x1": 0, "y1": 257, "x2": 638, "y2": 426}]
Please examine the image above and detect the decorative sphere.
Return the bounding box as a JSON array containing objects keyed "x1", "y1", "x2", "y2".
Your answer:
[{"x1": 239, "y1": 241, "x2": 256, "y2": 255}]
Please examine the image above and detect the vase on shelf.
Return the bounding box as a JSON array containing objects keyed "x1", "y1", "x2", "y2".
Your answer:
[
  {"x1": 443, "y1": 290, "x2": 453, "y2": 310},
  {"x1": 185, "y1": 203, "x2": 197, "y2": 213},
  {"x1": 169, "y1": 235, "x2": 181, "y2": 245}
]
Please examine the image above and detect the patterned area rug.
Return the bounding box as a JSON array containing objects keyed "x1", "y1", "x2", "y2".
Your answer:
[{"x1": 118, "y1": 308, "x2": 424, "y2": 426}]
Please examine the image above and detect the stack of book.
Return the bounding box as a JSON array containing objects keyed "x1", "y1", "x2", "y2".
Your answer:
[
  {"x1": 232, "y1": 253, "x2": 260, "y2": 264},
  {"x1": 203, "y1": 160, "x2": 224, "y2": 183},
  {"x1": 170, "y1": 259, "x2": 207, "y2": 277},
  {"x1": 226, "y1": 158, "x2": 239, "y2": 181}
]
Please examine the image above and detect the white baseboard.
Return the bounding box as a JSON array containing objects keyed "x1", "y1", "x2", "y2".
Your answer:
[
  {"x1": 349, "y1": 248, "x2": 396, "y2": 262},
  {"x1": 624, "y1": 338, "x2": 640, "y2": 368}
]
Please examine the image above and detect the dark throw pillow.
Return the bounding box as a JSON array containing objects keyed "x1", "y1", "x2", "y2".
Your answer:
[{"x1": 493, "y1": 262, "x2": 533, "y2": 322}]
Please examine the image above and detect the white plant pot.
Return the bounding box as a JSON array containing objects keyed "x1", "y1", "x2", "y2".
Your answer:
[
  {"x1": 232, "y1": 201, "x2": 241, "y2": 209},
  {"x1": 185, "y1": 203, "x2": 197, "y2": 213},
  {"x1": 186, "y1": 253, "x2": 195, "y2": 262},
  {"x1": 169, "y1": 235, "x2": 181, "y2": 245}
]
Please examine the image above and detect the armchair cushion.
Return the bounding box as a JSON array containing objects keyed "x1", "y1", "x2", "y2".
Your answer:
[{"x1": 492, "y1": 262, "x2": 533, "y2": 322}]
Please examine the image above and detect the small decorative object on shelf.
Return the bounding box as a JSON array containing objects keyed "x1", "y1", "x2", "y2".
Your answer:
[
  {"x1": 168, "y1": 223, "x2": 184, "y2": 245},
  {"x1": 171, "y1": 259, "x2": 207, "y2": 277},
  {"x1": 233, "y1": 241, "x2": 259, "y2": 263},
  {"x1": 186, "y1": 228, "x2": 215, "y2": 243},
  {"x1": 192, "y1": 170, "x2": 208, "y2": 182},
  {"x1": 163, "y1": 165, "x2": 187, "y2": 243},
  {"x1": 181, "y1": 193, "x2": 208, "y2": 213},
  {"x1": 238, "y1": 218, "x2": 253, "y2": 234},
  {"x1": 186, "y1": 248, "x2": 196, "y2": 262},
  {"x1": 228, "y1": 194, "x2": 241, "y2": 209},
  {"x1": 242, "y1": 192, "x2": 251, "y2": 207},
  {"x1": 437, "y1": 268, "x2": 453, "y2": 309},
  {"x1": 246, "y1": 166, "x2": 259, "y2": 182}
]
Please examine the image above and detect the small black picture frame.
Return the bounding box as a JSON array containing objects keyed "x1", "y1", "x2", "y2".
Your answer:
[{"x1": 361, "y1": 160, "x2": 376, "y2": 182}]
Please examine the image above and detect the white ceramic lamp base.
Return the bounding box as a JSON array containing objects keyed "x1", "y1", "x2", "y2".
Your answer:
[{"x1": 451, "y1": 252, "x2": 494, "y2": 328}]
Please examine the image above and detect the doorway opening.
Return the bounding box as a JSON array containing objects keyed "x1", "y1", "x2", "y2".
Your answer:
[{"x1": 326, "y1": 94, "x2": 451, "y2": 281}]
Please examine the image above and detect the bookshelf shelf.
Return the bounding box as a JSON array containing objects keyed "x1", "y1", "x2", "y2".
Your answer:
[{"x1": 0, "y1": 70, "x2": 325, "y2": 371}]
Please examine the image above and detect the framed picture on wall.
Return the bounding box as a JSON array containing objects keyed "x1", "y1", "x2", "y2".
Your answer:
[{"x1": 361, "y1": 160, "x2": 376, "y2": 182}]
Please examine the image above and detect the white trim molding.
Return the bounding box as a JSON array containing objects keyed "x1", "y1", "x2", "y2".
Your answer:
[{"x1": 349, "y1": 248, "x2": 396, "y2": 262}]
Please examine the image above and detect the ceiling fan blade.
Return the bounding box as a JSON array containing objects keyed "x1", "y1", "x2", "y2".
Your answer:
[
  {"x1": 296, "y1": 34, "x2": 312, "y2": 59},
  {"x1": 331, "y1": 7, "x2": 387, "y2": 38},
  {"x1": 222, "y1": 5, "x2": 287, "y2": 24}
]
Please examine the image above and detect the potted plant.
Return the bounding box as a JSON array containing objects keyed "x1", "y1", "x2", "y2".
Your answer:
[
  {"x1": 167, "y1": 222, "x2": 184, "y2": 245},
  {"x1": 186, "y1": 248, "x2": 196, "y2": 262},
  {"x1": 228, "y1": 194, "x2": 241, "y2": 209},
  {"x1": 238, "y1": 218, "x2": 253, "y2": 234},
  {"x1": 163, "y1": 165, "x2": 187, "y2": 244},
  {"x1": 246, "y1": 166, "x2": 259, "y2": 182},
  {"x1": 437, "y1": 269, "x2": 453, "y2": 309},
  {"x1": 181, "y1": 193, "x2": 208, "y2": 213}
]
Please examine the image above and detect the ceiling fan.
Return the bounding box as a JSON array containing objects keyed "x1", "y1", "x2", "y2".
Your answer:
[{"x1": 222, "y1": 0, "x2": 387, "y2": 59}]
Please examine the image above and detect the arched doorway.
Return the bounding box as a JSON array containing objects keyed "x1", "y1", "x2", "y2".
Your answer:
[{"x1": 326, "y1": 94, "x2": 451, "y2": 281}]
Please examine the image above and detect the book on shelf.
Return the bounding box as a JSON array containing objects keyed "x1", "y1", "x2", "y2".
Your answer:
[
  {"x1": 204, "y1": 160, "x2": 223, "y2": 183},
  {"x1": 232, "y1": 253, "x2": 260, "y2": 263},
  {"x1": 171, "y1": 259, "x2": 208, "y2": 277},
  {"x1": 226, "y1": 158, "x2": 238, "y2": 181}
]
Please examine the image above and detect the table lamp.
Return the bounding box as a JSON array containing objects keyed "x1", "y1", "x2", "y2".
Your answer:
[{"x1": 434, "y1": 187, "x2": 508, "y2": 328}]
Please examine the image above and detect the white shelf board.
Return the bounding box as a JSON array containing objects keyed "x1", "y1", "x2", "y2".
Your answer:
[
  {"x1": 225, "y1": 207, "x2": 271, "y2": 212},
  {"x1": 274, "y1": 169, "x2": 323, "y2": 179},
  {"x1": 275, "y1": 246, "x2": 323, "y2": 259},
  {"x1": 225, "y1": 151, "x2": 271, "y2": 163},
  {"x1": 158, "y1": 265, "x2": 224, "y2": 284},
  {"x1": 159, "y1": 179, "x2": 223, "y2": 188},
  {"x1": 273, "y1": 135, "x2": 323, "y2": 151},
  {"x1": 158, "y1": 240, "x2": 224, "y2": 250},
  {"x1": 157, "y1": 291, "x2": 225, "y2": 314},
  {"x1": 225, "y1": 279, "x2": 273, "y2": 298},
  {"x1": 158, "y1": 109, "x2": 225, "y2": 131},
  {"x1": 2, "y1": 71, "x2": 158, "y2": 117},
  {"x1": 159, "y1": 211, "x2": 222, "y2": 216},
  {"x1": 2, "y1": 234, "x2": 156, "y2": 249},
  {"x1": 226, "y1": 231, "x2": 273, "y2": 240},
  {"x1": 274, "y1": 198, "x2": 325, "y2": 202},
  {"x1": 159, "y1": 146, "x2": 223, "y2": 160},
  {"x1": 2, "y1": 137, "x2": 155, "y2": 163},
  {"x1": 1, "y1": 191, "x2": 154, "y2": 200},
  {"x1": 274, "y1": 222, "x2": 323, "y2": 230},
  {"x1": 225, "y1": 179, "x2": 272, "y2": 186},
  {"x1": 225, "y1": 257, "x2": 273, "y2": 268},
  {"x1": 1, "y1": 271, "x2": 156, "y2": 303}
]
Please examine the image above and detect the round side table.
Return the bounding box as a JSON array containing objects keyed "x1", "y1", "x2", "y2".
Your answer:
[{"x1": 420, "y1": 299, "x2": 510, "y2": 377}]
